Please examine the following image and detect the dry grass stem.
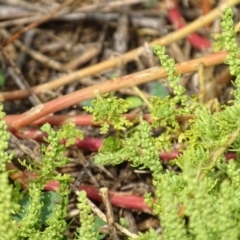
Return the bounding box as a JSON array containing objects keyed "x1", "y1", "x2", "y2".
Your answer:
[{"x1": 100, "y1": 187, "x2": 119, "y2": 240}]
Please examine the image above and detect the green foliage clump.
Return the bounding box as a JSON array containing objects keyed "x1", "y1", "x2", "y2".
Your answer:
[
  {"x1": 0, "y1": 105, "x2": 17, "y2": 240},
  {"x1": 0, "y1": 105, "x2": 13, "y2": 172},
  {"x1": 92, "y1": 7, "x2": 240, "y2": 240},
  {"x1": 0, "y1": 173, "x2": 18, "y2": 240},
  {"x1": 84, "y1": 94, "x2": 132, "y2": 134},
  {"x1": 38, "y1": 122, "x2": 82, "y2": 182},
  {"x1": 75, "y1": 191, "x2": 97, "y2": 240},
  {"x1": 95, "y1": 120, "x2": 162, "y2": 178},
  {"x1": 0, "y1": 117, "x2": 84, "y2": 239},
  {"x1": 16, "y1": 123, "x2": 82, "y2": 239}
]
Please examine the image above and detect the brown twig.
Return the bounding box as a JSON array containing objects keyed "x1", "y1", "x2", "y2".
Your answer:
[
  {"x1": 64, "y1": 45, "x2": 101, "y2": 70},
  {"x1": 72, "y1": 157, "x2": 93, "y2": 191},
  {"x1": 7, "y1": 68, "x2": 40, "y2": 106},
  {"x1": 1, "y1": 0, "x2": 48, "y2": 13},
  {"x1": 16, "y1": 29, "x2": 35, "y2": 69},
  {"x1": 75, "y1": 0, "x2": 148, "y2": 12},
  {"x1": 1, "y1": 28, "x2": 70, "y2": 72},
  {"x1": 86, "y1": 198, "x2": 138, "y2": 239},
  {"x1": 0, "y1": 44, "x2": 41, "y2": 105},
  {"x1": 1, "y1": 0, "x2": 75, "y2": 47},
  {"x1": 0, "y1": 15, "x2": 41, "y2": 28},
  {"x1": 2, "y1": 0, "x2": 239, "y2": 101},
  {"x1": 10, "y1": 133, "x2": 41, "y2": 164},
  {"x1": 100, "y1": 187, "x2": 120, "y2": 240},
  {"x1": 3, "y1": 114, "x2": 145, "y2": 126}
]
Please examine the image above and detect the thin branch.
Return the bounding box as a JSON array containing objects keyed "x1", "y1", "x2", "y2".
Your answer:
[
  {"x1": 0, "y1": 0, "x2": 48, "y2": 13},
  {"x1": 4, "y1": 113, "x2": 192, "y2": 127},
  {"x1": 10, "y1": 133, "x2": 41, "y2": 164},
  {"x1": 0, "y1": 45, "x2": 42, "y2": 105},
  {"x1": 1, "y1": 29, "x2": 70, "y2": 72},
  {"x1": 100, "y1": 187, "x2": 120, "y2": 240}
]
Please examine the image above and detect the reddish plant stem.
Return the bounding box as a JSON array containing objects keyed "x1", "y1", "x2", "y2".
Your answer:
[
  {"x1": 7, "y1": 165, "x2": 152, "y2": 213},
  {"x1": 16, "y1": 151, "x2": 239, "y2": 213},
  {"x1": 5, "y1": 114, "x2": 95, "y2": 126},
  {"x1": 78, "y1": 185, "x2": 152, "y2": 213},
  {"x1": 5, "y1": 114, "x2": 151, "y2": 127},
  {"x1": 8, "y1": 51, "x2": 228, "y2": 131},
  {"x1": 5, "y1": 113, "x2": 193, "y2": 127},
  {"x1": 48, "y1": 182, "x2": 152, "y2": 213},
  {"x1": 15, "y1": 130, "x2": 103, "y2": 152},
  {"x1": 166, "y1": 0, "x2": 211, "y2": 49},
  {"x1": 14, "y1": 129, "x2": 177, "y2": 161},
  {"x1": 12, "y1": 129, "x2": 237, "y2": 162},
  {"x1": 2, "y1": 0, "x2": 75, "y2": 47}
]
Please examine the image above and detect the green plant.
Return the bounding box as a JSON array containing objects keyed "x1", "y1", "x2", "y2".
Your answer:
[
  {"x1": 1, "y1": 7, "x2": 240, "y2": 240},
  {"x1": 0, "y1": 120, "x2": 83, "y2": 240},
  {"x1": 89, "y1": 8, "x2": 240, "y2": 239},
  {"x1": 75, "y1": 191, "x2": 97, "y2": 240},
  {"x1": 84, "y1": 94, "x2": 132, "y2": 134}
]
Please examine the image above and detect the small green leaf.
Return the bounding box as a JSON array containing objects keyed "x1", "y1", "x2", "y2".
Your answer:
[
  {"x1": 79, "y1": 99, "x2": 93, "y2": 107},
  {"x1": 93, "y1": 216, "x2": 106, "y2": 240},
  {"x1": 125, "y1": 96, "x2": 143, "y2": 109},
  {"x1": 149, "y1": 81, "x2": 169, "y2": 99},
  {"x1": 110, "y1": 73, "x2": 119, "y2": 80},
  {"x1": 12, "y1": 191, "x2": 62, "y2": 225},
  {"x1": 143, "y1": 0, "x2": 158, "y2": 8},
  {"x1": 119, "y1": 217, "x2": 127, "y2": 227},
  {"x1": 0, "y1": 69, "x2": 5, "y2": 87}
]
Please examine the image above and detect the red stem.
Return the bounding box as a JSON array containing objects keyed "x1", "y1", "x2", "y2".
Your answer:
[
  {"x1": 14, "y1": 130, "x2": 103, "y2": 152},
  {"x1": 4, "y1": 114, "x2": 152, "y2": 127},
  {"x1": 13, "y1": 129, "x2": 237, "y2": 161},
  {"x1": 167, "y1": 0, "x2": 211, "y2": 50},
  {"x1": 44, "y1": 181, "x2": 152, "y2": 213}
]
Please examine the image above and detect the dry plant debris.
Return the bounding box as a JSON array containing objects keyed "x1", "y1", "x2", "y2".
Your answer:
[{"x1": 1, "y1": 0, "x2": 240, "y2": 239}]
